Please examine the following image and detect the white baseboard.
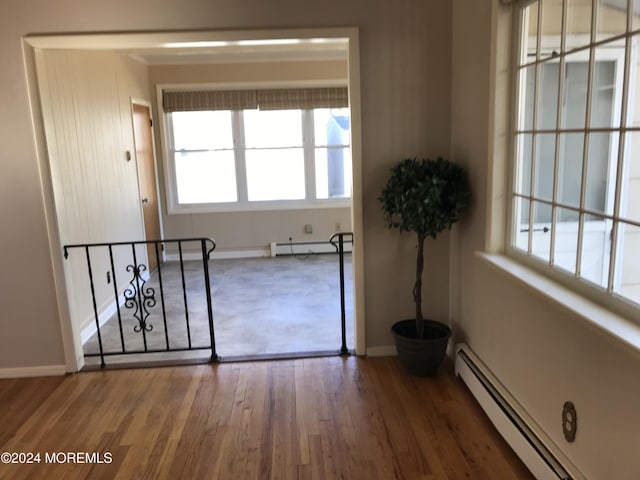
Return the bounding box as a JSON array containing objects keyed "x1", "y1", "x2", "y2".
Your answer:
[
  {"x1": 271, "y1": 241, "x2": 352, "y2": 257},
  {"x1": 213, "y1": 248, "x2": 269, "y2": 259},
  {"x1": 166, "y1": 243, "x2": 349, "y2": 261},
  {"x1": 166, "y1": 248, "x2": 269, "y2": 261},
  {"x1": 81, "y1": 293, "x2": 126, "y2": 344},
  {"x1": 366, "y1": 345, "x2": 397, "y2": 357},
  {"x1": 0, "y1": 364, "x2": 66, "y2": 379}
]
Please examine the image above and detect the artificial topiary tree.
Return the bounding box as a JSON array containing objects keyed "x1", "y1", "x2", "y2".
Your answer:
[{"x1": 379, "y1": 157, "x2": 470, "y2": 339}]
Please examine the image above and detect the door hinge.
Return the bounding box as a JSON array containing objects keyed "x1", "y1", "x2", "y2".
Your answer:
[{"x1": 149, "y1": 118, "x2": 153, "y2": 128}]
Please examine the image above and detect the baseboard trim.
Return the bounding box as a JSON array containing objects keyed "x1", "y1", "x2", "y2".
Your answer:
[
  {"x1": 0, "y1": 364, "x2": 67, "y2": 379},
  {"x1": 213, "y1": 248, "x2": 269, "y2": 259},
  {"x1": 271, "y1": 241, "x2": 352, "y2": 257},
  {"x1": 166, "y1": 248, "x2": 269, "y2": 261},
  {"x1": 366, "y1": 345, "x2": 397, "y2": 357},
  {"x1": 81, "y1": 293, "x2": 126, "y2": 344},
  {"x1": 165, "y1": 245, "x2": 348, "y2": 261}
]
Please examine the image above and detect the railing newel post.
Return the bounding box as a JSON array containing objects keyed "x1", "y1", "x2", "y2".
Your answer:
[
  {"x1": 330, "y1": 232, "x2": 353, "y2": 356},
  {"x1": 202, "y1": 238, "x2": 218, "y2": 362}
]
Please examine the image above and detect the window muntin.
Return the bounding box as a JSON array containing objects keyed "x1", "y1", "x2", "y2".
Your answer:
[
  {"x1": 167, "y1": 106, "x2": 351, "y2": 209},
  {"x1": 511, "y1": 0, "x2": 640, "y2": 310}
]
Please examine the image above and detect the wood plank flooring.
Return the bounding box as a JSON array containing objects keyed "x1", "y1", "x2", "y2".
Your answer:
[{"x1": 0, "y1": 356, "x2": 534, "y2": 479}]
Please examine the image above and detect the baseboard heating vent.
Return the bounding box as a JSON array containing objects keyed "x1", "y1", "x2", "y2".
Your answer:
[
  {"x1": 270, "y1": 240, "x2": 352, "y2": 257},
  {"x1": 455, "y1": 343, "x2": 584, "y2": 480}
]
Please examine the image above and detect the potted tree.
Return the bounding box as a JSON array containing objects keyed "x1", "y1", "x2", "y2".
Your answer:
[{"x1": 379, "y1": 157, "x2": 470, "y2": 376}]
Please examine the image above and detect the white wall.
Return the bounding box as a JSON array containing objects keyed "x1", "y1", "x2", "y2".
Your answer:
[
  {"x1": 0, "y1": 0, "x2": 452, "y2": 370},
  {"x1": 452, "y1": 0, "x2": 640, "y2": 477}
]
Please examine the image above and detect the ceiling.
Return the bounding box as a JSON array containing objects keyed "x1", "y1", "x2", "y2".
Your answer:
[
  {"x1": 25, "y1": 31, "x2": 351, "y2": 66},
  {"x1": 125, "y1": 38, "x2": 349, "y2": 65}
]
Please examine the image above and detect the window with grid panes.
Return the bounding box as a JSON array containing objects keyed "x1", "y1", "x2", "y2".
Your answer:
[{"x1": 511, "y1": 0, "x2": 640, "y2": 311}]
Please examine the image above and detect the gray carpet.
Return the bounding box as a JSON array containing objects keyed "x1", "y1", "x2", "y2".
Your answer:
[{"x1": 84, "y1": 253, "x2": 353, "y2": 365}]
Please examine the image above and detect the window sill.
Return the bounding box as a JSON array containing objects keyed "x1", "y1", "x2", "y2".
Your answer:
[
  {"x1": 168, "y1": 198, "x2": 351, "y2": 215},
  {"x1": 475, "y1": 252, "x2": 640, "y2": 355}
]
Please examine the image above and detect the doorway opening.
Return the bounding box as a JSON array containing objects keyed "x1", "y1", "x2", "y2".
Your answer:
[
  {"x1": 25, "y1": 28, "x2": 365, "y2": 370},
  {"x1": 132, "y1": 101, "x2": 162, "y2": 273}
]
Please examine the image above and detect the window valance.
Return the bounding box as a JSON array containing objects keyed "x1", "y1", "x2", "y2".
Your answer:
[{"x1": 163, "y1": 87, "x2": 348, "y2": 112}]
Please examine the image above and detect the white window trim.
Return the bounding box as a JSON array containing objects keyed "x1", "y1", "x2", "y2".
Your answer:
[
  {"x1": 156, "y1": 81, "x2": 351, "y2": 214},
  {"x1": 504, "y1": 2, "x2": 640, "y2": 325}
]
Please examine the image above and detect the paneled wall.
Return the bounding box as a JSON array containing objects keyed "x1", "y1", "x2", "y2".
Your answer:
[{"x1": 36, "y1": 50, "x2": 150, "y2": 331}]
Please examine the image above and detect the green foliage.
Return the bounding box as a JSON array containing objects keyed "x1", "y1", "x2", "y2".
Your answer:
[{"x1": 379, "y1": 157, "x2": 470, "y2": 240}]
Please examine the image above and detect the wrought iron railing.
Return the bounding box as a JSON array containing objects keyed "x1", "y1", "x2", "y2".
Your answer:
[
  {"x1": 329, "y1": 232, "x2": 354, "y2": 355},
  {"x1": 64, "y1": 238, "x2": 217, "y2": 368},
  {"x1": 65, "y1": 233, "x2": 353, "y2": 367}
]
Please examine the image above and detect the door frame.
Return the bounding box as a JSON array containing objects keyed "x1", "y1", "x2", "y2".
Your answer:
[
  {"x1": 131, "y1": 98, "x2": 164, "y2": 268},
  {"x1": 25, "y1": 27, "x2": 366, "y2": 373}
]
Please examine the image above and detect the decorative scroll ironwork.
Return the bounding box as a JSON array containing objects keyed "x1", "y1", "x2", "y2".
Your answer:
[
  {"x1": 64, "y1": 233, "x2": 351, "y2": 367},
  {"x1": 63, "y1": 237, "x2": 218, "y2": 368},
  {"x1": 124, "y1": 263, "x2": 156, "y2": 333}
]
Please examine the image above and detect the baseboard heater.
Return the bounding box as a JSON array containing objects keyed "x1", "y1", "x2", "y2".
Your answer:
[
  {"x1": 270, "y1": 240, "x2": 352, "y2": 257},
  {"x1": 455, "y1": 343, "x2": 584, "y2": 480}
]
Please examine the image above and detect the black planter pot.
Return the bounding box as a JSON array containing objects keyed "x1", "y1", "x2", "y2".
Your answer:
[{"x1": 391, "y1": 319, "x2": 451, "y2": 376}]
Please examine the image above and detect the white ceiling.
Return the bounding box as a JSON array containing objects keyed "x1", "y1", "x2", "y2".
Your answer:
[
  {"x1": 126, "y1": 38, "x2": 349, "y2": 65},
  {"x1": 24, "y1": 31, "x2": 351, "y2": 66}
]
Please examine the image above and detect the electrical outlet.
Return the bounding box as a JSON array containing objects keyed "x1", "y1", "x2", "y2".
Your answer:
[
  {"x1": 335, "y1": 222, "x2": 341, "y2": 232},
  {"x1": 106, "y1": 271, "x2": 111, "y2": 284},
  {"x1": 562, "y1": 401, "x2": 577, "y2": 442},
  {"x1": 304, "y1": 224, "x2": 313, "y2": 234}
]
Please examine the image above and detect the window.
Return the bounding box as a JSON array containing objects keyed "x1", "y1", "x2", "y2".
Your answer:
[
  {"x1": 172, "y1": 110, "x2": 237, "y2": 204},
  {"x1": 243, "y1": 109, "x2": 306, "y2": 201},
  {"x1": 164, "y1": 87, "x2": 351, "y2": 211},
  {"x1": 511, "y1": 0, "x2": 640, "y2": 310}
]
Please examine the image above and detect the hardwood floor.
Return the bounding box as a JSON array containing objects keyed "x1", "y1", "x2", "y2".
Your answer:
[{"x1": 0, "y1": 357, "x2": 534, "y2": 479}]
